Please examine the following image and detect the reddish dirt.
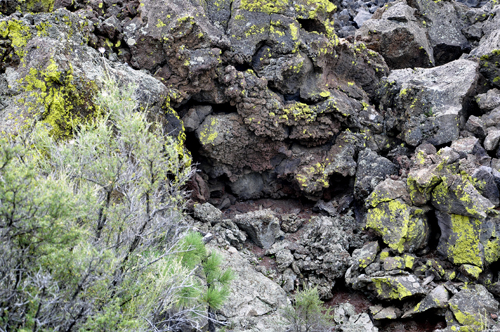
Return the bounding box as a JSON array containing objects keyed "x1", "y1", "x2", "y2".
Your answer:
[{"x1": 325, "y1": 289, "x2": 372, "y2": 314}]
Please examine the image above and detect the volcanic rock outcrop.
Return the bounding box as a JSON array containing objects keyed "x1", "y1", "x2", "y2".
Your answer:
[{"x1": 4, "y1": 0, "x2": 500, "y2": 330}]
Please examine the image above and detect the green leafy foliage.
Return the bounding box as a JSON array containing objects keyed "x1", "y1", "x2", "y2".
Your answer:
[
  {"x1": 0, "y1": 78, "x2": 227, "y2": 331},
  {"x1": 177, "y1": 232, "x2": 234, "y2": 331},
  {"x1": 282, "y1": 286, "x2": 336, "y2": 332}
]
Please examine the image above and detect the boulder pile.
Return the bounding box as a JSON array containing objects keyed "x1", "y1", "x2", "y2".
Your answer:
[{"x1": 4, "y1": 0, "x2": 500, "y2": 330}]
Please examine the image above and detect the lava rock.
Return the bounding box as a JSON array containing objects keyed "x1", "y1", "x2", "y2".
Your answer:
[
  {"x1": 447, "y1": 284, "x2": 499, "y2": 331},
  {"x1": 233, "y1": 209, "x2": 283, "y2": 249},
  {"x1": 354, "y1": 149, "x2": 398, "y2": 199},
  {"x1": 410, "y1": 0, "x2": 470, "y2": 65},
  {"x1": 370, "y1": 275, "x2": 425, "y2": 301},
  {"x1": 214, "y1": 245, "x2": 289, "y2": 332},
  {"x1": 477, "y1": 89, "x2": 500, "y2": 112},
  {"x1": 402, "y1": 285, "x2": 450, "y2": 318},
  {"x1": 379, "y1": 59, "x2": 479, "y2": 146},
  {"x1": 355, "y1": 1, "x2": 434, "y2": 69},
  {"x1": 193, "y1": 202, "x2": 223, "y2": 224},
  {"x1": 366, "y1": 180, "x2": 429, "y2": 253}
]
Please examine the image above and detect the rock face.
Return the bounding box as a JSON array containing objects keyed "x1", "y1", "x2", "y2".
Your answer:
[
  {"x1": 213, "y1": 245, "x2": 289, "y2": 332},
  {"x1": 356, "y1": 1, "x2": 434, "y2": 69},
  {"x1": 446, "y1": 284, "x2": 499, "y2": 331},
  {"x1": 233, "y1": 209, "x2": 283, "y2": 249},
  {"x1": 379, "y1": 59, "x2": 479, "y2": 146},
  {"x1": 365, "y1": 179, "x2": 429, "y2": 253},
  {"x1": 409, "y1": 0, "x2": 470, "y2": 65},
  {"x1": 7, "y1": 0, "x2": 500, "y2": 331}
]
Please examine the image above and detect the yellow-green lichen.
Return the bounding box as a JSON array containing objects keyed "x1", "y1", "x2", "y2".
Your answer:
[
  {"x1": 156, "y1": 19, "x2": 166, "y2": 28},
  {"x1": 380, "y1": 251, "x2": 390, "y2": 260},
  {"x1": 240, "y1": 0, "x2": 289, "y2": 14},
  {"x1": 372, "y1": 277, "x2": 414, "y2": 300},
  {"x1": 198, "y1": 117, "x2": 219, "y2": 145},
  {"x1": 289, "y1": 22, "x2": 299, "y2": 41},
  {"x1": 24, "y1": 0, "x2": 55, "y2": 12},
  {"x1": 432, "y1": 174, "x2": 493, "y2": 219},
  {"x1": 295, "y1": 161, "x2": 330, "y2": 189},
  {"x1": 450, "y1": 303, "x2": 484, "y2": 330},
  {"x1": 244, "y1": 24, "x2": 268, "y2": 38},
  {"x1": 19, "y1": 59, "x2": 100, "y2": 138},
  {"x1": 366, "y1": 200, "x2": 424, "y2": 253},
  {"x1": 0, "y1": 19, "x2": 32, "y2": 59},
  {"x1": 165, "y1": 103, "x2": 192, "y2": 167},
  {"x1": 36, "y1": 21, "x2": 52, "y2": 37},
  {"x1": 485, "y1": 236, "x2": 500, "y2": 265},
  {"x1": 462, "y1": 264, "x2": 482, "y2": 279},
  {"x1": 404, "y1": 254, "x2": 415, "y2": 269},
  {"x1": 282, "y1": 102, "x2": 317, "y2": 122},
  {"x1": 447, "y1": 214, "x2": 482, "y2": 267}
]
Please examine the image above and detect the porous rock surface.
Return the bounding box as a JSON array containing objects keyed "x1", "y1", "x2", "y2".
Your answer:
[{"x1": 5, "y1": 0, "x2": 500, "y2": 330}]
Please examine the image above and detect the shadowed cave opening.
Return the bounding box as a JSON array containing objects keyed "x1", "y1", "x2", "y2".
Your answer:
[{"x1": 297, "y1": 18, "x2": 328, "y2": 34}]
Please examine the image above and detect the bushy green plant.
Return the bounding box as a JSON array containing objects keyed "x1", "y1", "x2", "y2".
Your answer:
[
  {"x1": 178, "y1": 232, "x2": 234, "y2": 332},
  {"x1": 282, "y1": 286, "x2": 336, "y2": 332},
  {"x1": 0, "y1": 78, "x2": 225, "y2": 331}
]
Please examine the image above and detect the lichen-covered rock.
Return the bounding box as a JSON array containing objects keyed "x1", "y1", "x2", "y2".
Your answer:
[
  {"x1": 366, "y1": 183, "x2": 429, "y2": 253},
  {"x1": 378, "y1": 59, "x2": 479, "y2": 146},
  {"x1": 355, "y1": 1, "x2": 434, "y2": 69},
  {"x1": 370, "y1": 275, "x2": 425, "y2": 301},
  {"x1": 0, "y1": 9, "x2": 183, "y2": 141},
  {"x1": 436, "y1": 211, "x2": 485, "y2": 267},
  {"x1": 383, "y1": 257, "x2": 406, "y2": 271},
  {"x1": 431, "y1": 174, "x2": 494, "y2": 219},
  {"x1": 2, "y1": 0, "x2": 55, "y2": 14},
  {"x1": 367, "y1": 178, "x2": 411, "y2": 207},
  {"x1": 471, "y1": 166, "x2": 500, "y2": 206},
  {"x1": 233, "y1": 209, "x2": 283, "y2": 249},
  {"x1": 294, "y1": 134, "x2": 357, "y2": 195},
  {"x1": 447, "y1": 284, "x2": 499, "y2": 332},
  {"x1": 352, "y1": 241, "x2": 379, "y2": 269},
  {"x1": 407, "y1": 163, "x2": 444, "y2": 206},
  {"x1": 213, "y1": 245, "x2": 289, "y2": 332},
  {"x1": 402, "y1": 285, "x2": 449, "y2": 318},
  {"x1": 473, "y1": 34, "x2": 500, "y2": 89}
]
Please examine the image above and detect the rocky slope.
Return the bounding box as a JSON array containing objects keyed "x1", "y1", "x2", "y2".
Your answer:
[{"x1": 3, "y1": 0, "x2": 500, "y2": 330}]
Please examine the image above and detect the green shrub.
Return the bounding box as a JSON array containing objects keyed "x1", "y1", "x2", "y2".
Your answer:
[
  {"x1": 281, "y1": 286, "x2": 337, "y2": 332},
  {"x1": 0, "y1": 78, "x2": 224, "y2": 331}
]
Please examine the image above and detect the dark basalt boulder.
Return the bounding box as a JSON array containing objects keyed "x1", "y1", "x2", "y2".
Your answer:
[
  {"x1": 355, "y1": 0, "x2": 434, "y2": 69},
  {"x1": 378, "y1": 58, "x2": 479, "y2": 147}
]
